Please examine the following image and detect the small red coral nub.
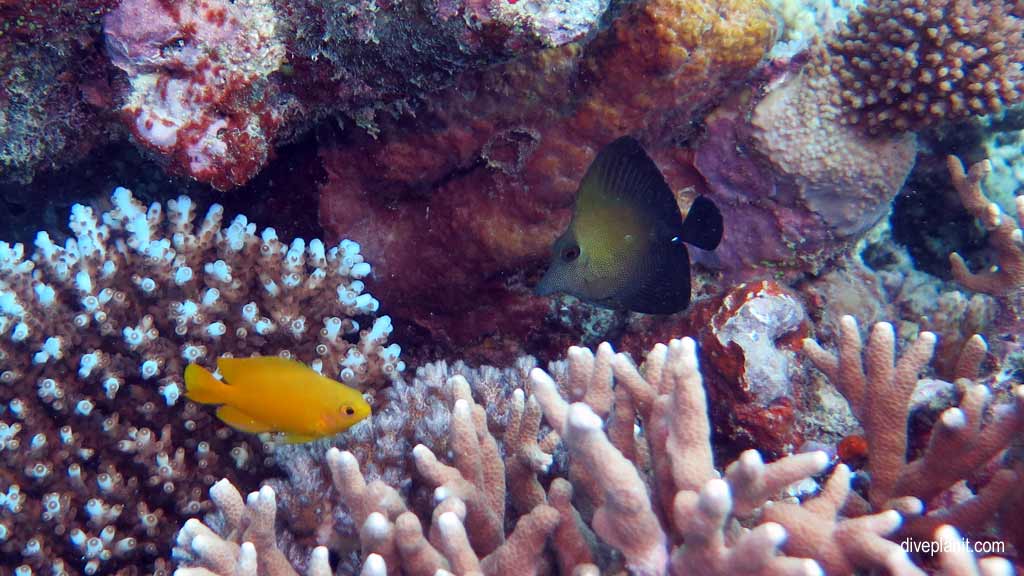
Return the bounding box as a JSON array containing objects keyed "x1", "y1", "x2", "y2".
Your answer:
[{"x1": 837, "y1": 434, "x2": 869, "y2": 467}]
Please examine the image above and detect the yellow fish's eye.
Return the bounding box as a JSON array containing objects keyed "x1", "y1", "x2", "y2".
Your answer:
[
  {"x1": 343, "y1": 406, "x2": 355, "y2": 416},
  {"x1": 561, "y1": 245, "x2": 581, "y2": 262}
]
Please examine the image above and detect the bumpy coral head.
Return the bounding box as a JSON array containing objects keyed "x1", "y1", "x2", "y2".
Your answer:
[{"x1": 819, "y1": 0, "x2": 1024, "y2": 134}]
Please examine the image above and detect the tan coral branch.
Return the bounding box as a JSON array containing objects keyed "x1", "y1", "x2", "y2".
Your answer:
[{"x1": 948, "y1": 155, "x2": 1024, "y2": 295}]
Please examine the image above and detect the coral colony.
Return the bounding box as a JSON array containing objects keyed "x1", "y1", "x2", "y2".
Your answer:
[
  {"x1": 0, "y1": 0, "x2": 1024, "y2": 575},
  {"x1": 0, "y1": 189, "x2": 402, "y2": 573}
]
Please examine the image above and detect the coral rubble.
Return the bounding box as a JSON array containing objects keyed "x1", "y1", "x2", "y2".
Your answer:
[{"x1": 0, "y1": 189, "x2": 400, "y2": 571}]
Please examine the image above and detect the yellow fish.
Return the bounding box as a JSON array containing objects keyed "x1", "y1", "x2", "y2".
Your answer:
[
  {"x1": 184, "y1": 357, "x2": 371, "y2": 443},
  {"x1": 535, "y1": 136, "x2": 723, "y2": 314}
]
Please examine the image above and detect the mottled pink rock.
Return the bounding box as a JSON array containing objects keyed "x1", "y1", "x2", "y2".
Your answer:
[
  {"x1": 103, "y1": 0, "x2": 287, "y2": 190},
  {"x1": 693, "y1": 68, "x2": 917, "y2": 283}
]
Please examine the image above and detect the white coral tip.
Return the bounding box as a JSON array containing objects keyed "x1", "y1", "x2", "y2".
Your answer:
[
  {"x1": 361, "y1": 554, "x2": 387, "y2": 576},
  {"x1": 940, "y1": 407, "x2": 967, "y2": 430},
  {"x1": 363, "y1": 512, "x2": 389, "y2": 538},
  {"x1": 237, "y1": 542, "x2": 257, "y2": 573},
  {"x1": 566, "y1": 403, "x2": 602, "y2": 431},
  {"x1": 438, "y1": 511, "x2": 464, "y2": 536}
]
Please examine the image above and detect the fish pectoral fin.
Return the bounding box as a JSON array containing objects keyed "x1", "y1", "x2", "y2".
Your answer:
[
  {"x1": 281, "y1": 432, "x2": 320, "y2": 444},
  {"x1": 215, "y1": 406, "x2": 274, "y2": 434}
]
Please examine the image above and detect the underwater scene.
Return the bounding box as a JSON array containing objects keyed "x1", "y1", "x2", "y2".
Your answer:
[{"x1": 1, "y1": 0, "x2": 1023, "y2": 574}]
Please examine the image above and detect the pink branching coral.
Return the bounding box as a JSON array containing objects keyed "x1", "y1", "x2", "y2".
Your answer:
[
  {"x1": 175, "y1": 338, "x2": 1012, "y2": 575},
  {"x1": 529, "y1": 338, "x2": 921, "y2": 575},
  {"x1": 0, "y1": 188, "x2": 401, "y2": 571},
  {"x1": 947, "y1": 156, "x2": 1024, "y2": 296},
  {"x1": 817, "y1": 0, "x2": 1024, "y2": 134},
  {"x1": 803, "y1": 316, "x2": 1024, "y2": 541},
  {"x1": 178, "y1": 373, "x2": 563, "y2": 574},
  {"x1": 174, "y1": 482, "x2": 319, "y2": 576}
]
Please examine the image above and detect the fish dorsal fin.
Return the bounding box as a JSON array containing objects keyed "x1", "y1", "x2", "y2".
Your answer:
[
  {"x1": 681, "y1": 196, "x2": 723, "y2": 251},
  {"x1": 216, "y1": 356, "x2": 314, "y2": 386},
  {"x1": 576, "y1": 136, "x2": 685, "y2": 236}
]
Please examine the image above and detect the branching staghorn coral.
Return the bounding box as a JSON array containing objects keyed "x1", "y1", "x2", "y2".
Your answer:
[
  {"x1": 529, "y1": 338, "x2": 922, "y2": 575},
  {"x1": 178, "y1": 374, "x2": 565, "y2": 574},
  {"x1": 947, "y1": 156, "x2": 1024, "y2": 296},
  {"x1": 176, "y1": 338, "x2": 1013, "y2": 575},
  {"x1": 802, "y1": 315, "x2": 1024, "y2": 541},
  {"x1": 0, "y1": 188, "x2": 401, "y2": 572}
]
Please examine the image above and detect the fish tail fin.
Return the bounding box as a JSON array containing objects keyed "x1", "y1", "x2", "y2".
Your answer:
[
  {"x1": 682, "y1": 196, "x2": 723, "y2": 251},
  {"x1": 184, "y1": 364, "x2": 231, "y2": 404}
]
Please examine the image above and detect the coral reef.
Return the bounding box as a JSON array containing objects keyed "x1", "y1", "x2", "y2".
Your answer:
[
  {"x1": 175, "y1": 336, "x2": 1018, "y2": 574},
  {"x1": 97, "y1": 0, "x2": 609, "y2": 189},
  {"x1": 6, "y1": 2, "x2": 1024, "y2": 574},
  {"x1": 820, "y1": 0, "x2": 1024, "y2": 134},
  {"x1": 0, "y1": 189, "x2": 400, "y2": 571},
  {"x1": 693, "y1": 0, "x2": 1024, "y2": 285},
  {"x1": 318, "y1": 0, "x2": 780, "y2": 359},
  {"x1": 693, "y1": 56, "x2": 916, "y2": 284},
  {"x1": 4, "y1": 0, "x2": 610, "y2": 188}
]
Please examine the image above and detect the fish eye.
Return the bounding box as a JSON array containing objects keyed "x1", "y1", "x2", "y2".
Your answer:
[
  {"x1": 561, "y1": 245, "x2": 581, "y2": 262},
  {"x1": 344, "y1": 406, "x2": 355, "y2": 416}
]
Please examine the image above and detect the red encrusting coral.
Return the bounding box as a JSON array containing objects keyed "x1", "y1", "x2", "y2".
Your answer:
[{"x1": 103, "y1": 0, "x2": 289, "y2": 190}]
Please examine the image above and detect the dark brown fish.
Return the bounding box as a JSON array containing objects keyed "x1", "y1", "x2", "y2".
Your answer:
[{"x1": 535, "y1": 136, "x2": 722, "y2": 314}]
